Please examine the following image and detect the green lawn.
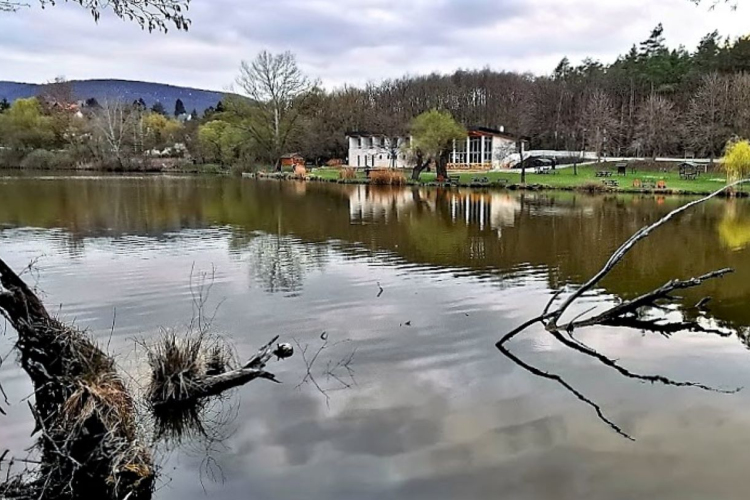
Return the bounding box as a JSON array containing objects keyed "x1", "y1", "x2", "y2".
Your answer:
[{"x1": 308, "y1": 164, "x2": 729, "y2": 194}]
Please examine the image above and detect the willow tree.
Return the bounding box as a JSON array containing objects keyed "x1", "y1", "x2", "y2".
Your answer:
[
  {"x1": 409, "y1": 110, "x2": 466, "y2": 181},
  {"x1": 723, "y1": 139, "x2": 750, "y2": 181}
]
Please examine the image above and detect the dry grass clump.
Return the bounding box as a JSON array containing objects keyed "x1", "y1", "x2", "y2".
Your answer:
[
  {"x1": 145, "y1": 331, "x2": 235, "y2": 407},
  {"x1": 369, "y1": 169, "x2": 406, "y2": 185},
  {"x1": 578, "y1": 181, "x2": 607, "y2": 193},
  {"x1": 339, "y1": 167, "x2": 357, "y2": 180}
]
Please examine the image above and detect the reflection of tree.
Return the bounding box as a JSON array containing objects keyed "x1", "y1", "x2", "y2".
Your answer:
[
  {"x1": 718, "y1": 201, "x2": 750, "y2": 251},
  {"x1": 242, "y1": 234, "x2": 328, "y2": 295}
]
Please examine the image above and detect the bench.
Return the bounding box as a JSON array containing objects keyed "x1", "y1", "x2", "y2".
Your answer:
[
  {"x1": 602, "y1": 179, "x2": 619, "y2": 188},
  {"x1": 495, "y1": 178, "x2": 510, "y2": 187},
  {"x1": 471, "y1": 176, "x2": 490, "y2": 185},
  {"x1": 680, "y1": 171, "x2": 698, "y2": 180},
  {"x1": 596, "y1": 171, "x2": 613, "y2": 178},
  {"x1": 447, "y1": 175, "x2": 461, "y2": 186}
]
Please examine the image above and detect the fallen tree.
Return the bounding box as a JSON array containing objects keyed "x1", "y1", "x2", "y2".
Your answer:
[
  {"x1": 0, "y1": 257, "x2": 292, "y2": 500},
  {"x1": 497, "y1": 180, "x2": 749, "y2": 440}
]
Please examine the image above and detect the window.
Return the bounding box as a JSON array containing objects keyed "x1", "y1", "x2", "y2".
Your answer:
[
  {"x1": 357, "y1": 155, "x2": 361, "y2": 167},
  {"x1": 483, "y1": 136, "x2": 493, "y2": 163},
  {"x1": 392, "y1": 137, "x2": 400, "y2": 148},
  {"x1": 453, "y1": 139, "x2": 467, "y2": 164},
  {"x1": 469, "y1": 137, "x2": 482, "y2": 164},
  {"x1": 379, "y1": 155, "x2": 383, "y2": 160},
  {"x1": 358, "y1": 137, "x2": 363, "y2": 149}
]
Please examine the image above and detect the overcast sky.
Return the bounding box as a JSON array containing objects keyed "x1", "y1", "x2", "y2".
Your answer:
[{"x1": 0, "y1": 0, "x2": 747, "y2": 91}]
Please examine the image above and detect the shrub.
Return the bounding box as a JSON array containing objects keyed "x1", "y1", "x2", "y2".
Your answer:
[
  {"x1": 19, "y1": 149, "x2": 74, "y2": 170},
  {"x1": 370, "y1": 169, "x2": 406, "y2": 185},
  {"x1": 0, "y1": 149, "x2": 24, "y2": 168},
  {"x1": 339, "y1": 167, "x2": 357, "y2": 180}
]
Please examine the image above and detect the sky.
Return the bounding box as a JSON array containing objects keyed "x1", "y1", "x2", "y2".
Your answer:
[{"x1": 0, "y1": 0, "x2": 748, "y2": 92}]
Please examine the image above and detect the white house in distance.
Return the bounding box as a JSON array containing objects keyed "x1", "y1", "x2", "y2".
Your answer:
[{"x1": 347, "y1": 127, "x2": 516, "y2": 171}]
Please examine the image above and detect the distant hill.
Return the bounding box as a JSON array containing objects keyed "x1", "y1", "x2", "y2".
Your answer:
[{"x1": 0, "y1": 79, "x2": 226, "y2": 114}]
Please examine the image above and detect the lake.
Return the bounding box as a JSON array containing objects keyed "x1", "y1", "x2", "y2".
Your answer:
[{"x1": 2, "y1": 174, "x2": 750, "y2": 500}]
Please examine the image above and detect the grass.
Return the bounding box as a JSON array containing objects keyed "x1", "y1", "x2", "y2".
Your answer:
[{"x1": 309, "y1": 163, "x2": 729, "y2": 194}]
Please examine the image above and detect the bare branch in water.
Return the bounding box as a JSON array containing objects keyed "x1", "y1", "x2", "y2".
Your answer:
[{"x1": 498, "y1": 180, "x2": 750, "y2": 439}]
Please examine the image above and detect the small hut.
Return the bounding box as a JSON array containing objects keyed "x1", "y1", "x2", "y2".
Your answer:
[{"x1": 280, "y1": 153, "x2": 305, "y2": 169}]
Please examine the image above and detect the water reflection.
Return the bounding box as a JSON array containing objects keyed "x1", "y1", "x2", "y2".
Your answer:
[{"x1": 2, "y1": 175, "x2": 750, "y2": 499}]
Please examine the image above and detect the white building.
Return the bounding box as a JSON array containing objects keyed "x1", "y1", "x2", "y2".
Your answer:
[
  {"x1": 346, "y1": 133, "x2": 410, "y2": 169},
  {"x1": 347, "y1": 127, "x2": 516, "y2": 171}
]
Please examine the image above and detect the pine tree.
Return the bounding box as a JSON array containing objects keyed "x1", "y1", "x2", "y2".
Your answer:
[
  {"x1": 174, "y1": 98, "x2": 186, "y2": 117},
  {"x1": 215, "y1": 100, "x2": 225, "y2": 113},
  {"x1": 190, "y1": 109, "x2": 199, "y2": 120},
  {"x1": 151, "y1": 101, "x2": 166, "y2": 115},
  {"x1": 0, "y1": 98, "x2": 10, "y2": 113}
]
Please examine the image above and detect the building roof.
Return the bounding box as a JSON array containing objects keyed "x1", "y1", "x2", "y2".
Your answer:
[{"x1": 468, "y1": 126, "x2": 516, "y2": 140}]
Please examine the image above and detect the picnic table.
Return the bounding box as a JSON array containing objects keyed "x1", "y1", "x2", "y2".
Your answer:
[
  {"x1": 447, "y1": 175, "x2": 461, "y2": 186},
  {"x1": 471, "y1": 176, "x2": 490, "y2": 185},
  {"x1": 596, "y1": 171, "x2": 613, "y2": 178},
  {"x1": 602, "y1": 179, "x2": 619, "y2": 188}
]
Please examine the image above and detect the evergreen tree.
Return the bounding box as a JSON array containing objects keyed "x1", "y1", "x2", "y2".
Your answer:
[
  {"x1": 215, "y1": 100, "x2": 225, "y2": 113},
  {"x1": 190, "y1": 109, "x2": 199, "y2": 120},
  {"x1": 174, "y1": 98, "x2": 186, "y2": 117},
  {"x1": 0, "y1": 98, "x2": 10, "y2": 113},
  {"x1": 84, "y1": 97, "x2": 101, "y2": 109},
  {"x1": 203, "y1": 106, "x2": 216, "y2": 120},
  {"x1": 151, "y1": 101, "x2": 167, "y2": 115}
]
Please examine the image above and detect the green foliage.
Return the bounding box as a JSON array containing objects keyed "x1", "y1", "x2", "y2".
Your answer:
[
  {"x1": 722, "y1": 139, "x2": 750, "y2": 181},
  {"x1": 0, "y1": 98, "x2": 55, "y2": 149},
  {"x1": 409, "y1": 110, "x2": 466, "y2": 158},
  {"x1": 0, "y1": 98, "x2": 9, "y2": 113},
  {"x1": 142, "y1": 112, "x2": 184, "y2": 150},
  {"x1": 197, "y1": 120, "x2": 246, "y2": 165}
]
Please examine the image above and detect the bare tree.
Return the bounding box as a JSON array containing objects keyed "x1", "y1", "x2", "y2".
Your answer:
[
  {"x1": 90, "y1": 100, "x2": 137, "y2": 164},
  {"x1": 233, "y1": 51, "x2": 315, "y2": 170},
  {"x1": 636, "y1": 94, "x2": 679, "y2": 159},
  {"x1": 0, "y1": 0, "x2": 190, "y2": 32},
  {"x1": 584, "y1": 89, "x2": 617, "y2": 161},
  {"x1": 688, "y1": 73, "x2": 731, "y2": 163}
]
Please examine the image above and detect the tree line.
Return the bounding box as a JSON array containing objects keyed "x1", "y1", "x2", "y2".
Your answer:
[{"x1": 4, "y1": 25, "x2": 750, "y2": 171}]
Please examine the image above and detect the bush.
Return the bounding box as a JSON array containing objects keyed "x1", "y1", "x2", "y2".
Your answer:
[
  {"x1": 339, "y1": 167, "x2": 357, "y2": 180},
  {"x1": 19, "y1": 149, "x2": 75, "y2": 170},
  {"x1": 0, "y1": 149, "x2": 24, "y2": 168},
  {"x1": 370, "y1": 169, "x2": 406, "y2": 185}
]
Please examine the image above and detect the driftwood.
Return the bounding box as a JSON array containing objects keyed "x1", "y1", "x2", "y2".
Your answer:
[
  {"x1": 0, "y1": 257, "x2": 293, "y2": 499},
  {"x1": 497, "y1": 180, "x2": 749, "y2": 440}
]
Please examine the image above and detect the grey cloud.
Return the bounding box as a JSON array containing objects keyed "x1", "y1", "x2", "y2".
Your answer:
[{"x1": 0, "y1": 0, "x2": 747, "y2": 91}]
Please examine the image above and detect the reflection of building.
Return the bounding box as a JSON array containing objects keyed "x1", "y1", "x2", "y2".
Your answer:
[
  {"x1": 448, "y1": 192, "x2": 520, "y2": 231},
  {"x1": 347, "y1": 186, "x2": 522, "y2": 233},
  {"x1": 348, "y1": 185, "x2": 416, "y2": 221}
]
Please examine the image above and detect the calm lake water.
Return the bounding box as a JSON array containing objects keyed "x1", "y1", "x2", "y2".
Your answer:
[{"x1": 2, "y1": 174, "x2": 750, "y2": 499}]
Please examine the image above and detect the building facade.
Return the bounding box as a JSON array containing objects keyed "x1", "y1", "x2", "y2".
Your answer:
[
  {"x1": 346, "y1": 133, "x2": 410, "y2": 169},
  {"x1": 347, "y1": 127, "x2": 516, "y2": 171}
]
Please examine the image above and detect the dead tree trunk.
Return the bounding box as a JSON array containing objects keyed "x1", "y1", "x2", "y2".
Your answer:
[
  {"x1": 0, "y1": 257, "x2": 294, "y2": 499},
  {"x1": 0, "y1": 257, "x2": 154, "y2": 500}
]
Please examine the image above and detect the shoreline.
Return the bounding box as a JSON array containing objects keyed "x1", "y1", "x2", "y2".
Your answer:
[{"x1": 247, "y1": 171, "x2": 747, "y2": 198}]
